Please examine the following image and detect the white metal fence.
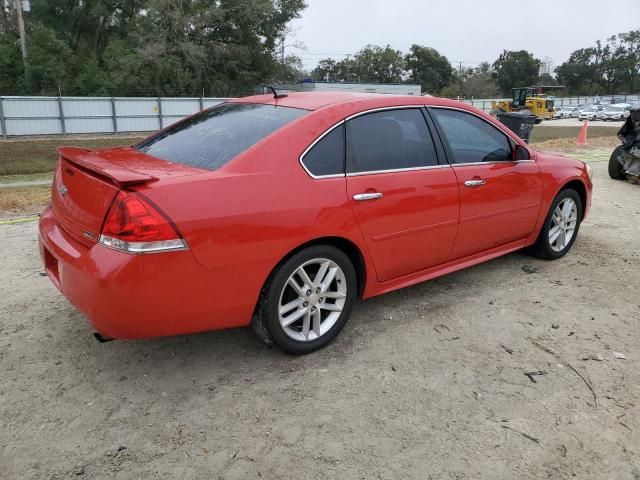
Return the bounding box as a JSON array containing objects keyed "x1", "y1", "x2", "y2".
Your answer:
[
  {"x1": 2, "y1": 93, "x2": 639, "y2": 137},
  {"x1": 461, "y1": 94, "x2": 640, "y2": 113},
  {"x1": 0, "y1": 96, "x2": 229, "y2": 137}
]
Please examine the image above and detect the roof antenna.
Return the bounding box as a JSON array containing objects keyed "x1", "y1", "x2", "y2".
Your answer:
[{"x1": 260, "y1": 84, "x2": 288, "y2": 99}]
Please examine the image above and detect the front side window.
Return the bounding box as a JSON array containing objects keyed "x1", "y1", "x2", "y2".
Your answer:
[
  {"x1": 346, "y1": 109, "x2": 438, "y2": 174},
  {"x1": 136, "y1": 103, "x2": 307, "y2": 171},
  {"x1": 430, "y1": 108, "x2": 512, "y2": 164},
  {"x1": 301, "y1": 124, "x2": 345, "y2": 176}
]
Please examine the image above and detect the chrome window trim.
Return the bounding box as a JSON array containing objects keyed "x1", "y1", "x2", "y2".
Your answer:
[
  {"x1": 299, "y1": 105, "x2": 432, "y2": 180},
  {"x1": 298, "y1": 104, "x2": 535, "y2": 179},
  {"x1": 428, "y1": 105, "x2": 535, "y2": 161},
  {"x1": 346, "y1": 164, "x2": 451, "y2": 177},
  {"x1": 298, "y1": 120, "x2": 346, "y2": 180},
  {"x1": 344, "y1": 104, "x2": 425, "y2": 122},
  {"x1": 450, "y1": 160, "x2": 535, "y2": 167}
]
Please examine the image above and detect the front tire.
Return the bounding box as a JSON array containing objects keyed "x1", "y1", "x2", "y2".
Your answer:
[
  {"x1": 609, "y1": 145, "x2": 627, "y2": 180},
  {"x1": 259, "y1": 245, "x2": 357, "y2": 354},
  {"x1": 532, "y1": 189, "x2": 583, "y2": 260}
]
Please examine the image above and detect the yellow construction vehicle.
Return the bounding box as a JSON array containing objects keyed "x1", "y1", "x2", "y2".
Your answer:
[{"x1": 490, "y1": 86, "x2": 564, "y2": 122}]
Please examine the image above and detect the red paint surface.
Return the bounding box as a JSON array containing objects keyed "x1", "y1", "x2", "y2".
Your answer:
[{"x1": 39, "y1": 93, "x2": 593, "y2": 339}]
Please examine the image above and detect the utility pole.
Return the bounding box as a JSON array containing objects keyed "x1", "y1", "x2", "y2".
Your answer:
[
  {"x1": 14, "y1": 0, "x2": 27, "y2": 70},
  {"x1": 280, "y1": 0, "x2": 285, "y2": 63}
]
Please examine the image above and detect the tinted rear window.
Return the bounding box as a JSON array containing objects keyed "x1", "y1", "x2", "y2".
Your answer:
[
  {"x1": 302, "y1": 124, "x2": 345, "y2": 177},
  {"x1": 135, "y1": 103, "x2": 307, "y2": 170}
]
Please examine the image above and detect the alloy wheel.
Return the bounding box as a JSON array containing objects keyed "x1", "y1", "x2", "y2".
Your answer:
[
  {"x1": 549, "y1": 198, "x2": 578, "y2": 252},
  {"x1": 278, "y1": 258, "x2": 347, "y2": 342}
]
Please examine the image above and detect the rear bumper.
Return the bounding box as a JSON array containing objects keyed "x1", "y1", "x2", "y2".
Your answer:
[{"x1": 38, "y1": 206, "x2": 265, "y2": 339}]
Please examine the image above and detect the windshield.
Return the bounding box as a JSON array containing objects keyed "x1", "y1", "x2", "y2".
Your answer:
[
  {"x1": 607, "y1": 106, "x2": 623, "y2": 112},
  {"x1": 136, "y1": 103, "x2": 308, "y2": 171}
]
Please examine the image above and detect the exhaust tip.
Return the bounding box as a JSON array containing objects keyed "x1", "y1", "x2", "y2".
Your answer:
[{"x1": 93, "y1": 332, "x2": 115, "y2": 343}]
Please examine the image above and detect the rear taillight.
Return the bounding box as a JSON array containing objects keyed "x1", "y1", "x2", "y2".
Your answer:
[{"x1": 99, "y1": 191, "x2": 187, "y2": 254}]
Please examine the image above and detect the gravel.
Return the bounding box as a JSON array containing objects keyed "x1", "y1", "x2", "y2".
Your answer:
[{"x1": 0, "y1": 160, "x2": 639, "y2": 479}]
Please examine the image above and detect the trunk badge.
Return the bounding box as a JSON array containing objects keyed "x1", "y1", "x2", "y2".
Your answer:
[{"x1": 82, "y1": 231, "x2": 95, "y2": 240}]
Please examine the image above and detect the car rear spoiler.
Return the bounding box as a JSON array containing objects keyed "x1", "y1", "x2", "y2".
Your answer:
[{"x1": 57, "y1": 146, "x2": 159, "y2": 186}]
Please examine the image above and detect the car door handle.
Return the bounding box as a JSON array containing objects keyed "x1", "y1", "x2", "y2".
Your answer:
[
  {"x1": 464, "y1": 179, "x2": 487, "y2": 187},
  {"x1": 353, "y1": 192, "x2": 384, "y2": 201}
]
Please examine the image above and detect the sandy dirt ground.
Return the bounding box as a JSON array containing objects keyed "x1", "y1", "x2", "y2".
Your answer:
[{"x1": 1, "y1": 160, "x2": 639, "y2": 479}]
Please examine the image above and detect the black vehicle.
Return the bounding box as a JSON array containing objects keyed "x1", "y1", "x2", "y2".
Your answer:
[{"x1": 609, "y1": 107, "x2": 640, "y2": 181}]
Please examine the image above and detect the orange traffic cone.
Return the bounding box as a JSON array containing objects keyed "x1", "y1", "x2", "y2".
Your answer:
[{"x1": 577, "y1": 121, "x2": 588, "y2": 145}]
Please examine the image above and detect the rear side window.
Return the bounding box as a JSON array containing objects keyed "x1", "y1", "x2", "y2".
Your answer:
[
  {"x1": 136, "y1": 103, "x2": 307, "y2": 171},
  {"x1": 301, "y1": 124, "x2": 345, "y2": 177},
  {"x1": 430, "y1": 108, "x2": 512, "y2": 163},
  {"x1": 347, "y1": 109, "x2": 438, "y2": 174}
]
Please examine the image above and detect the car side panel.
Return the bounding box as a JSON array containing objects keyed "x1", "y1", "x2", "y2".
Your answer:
[
  {"x1": 137, "y1": 134, "x2": 370, "y2": 331},
  {"x1": 449, "y1": 161, "x2": 543, "y2": 259},
  {"x1": 39, "y1": 206, "x2": 275, "y2": 338},
  {"x1": 346, "y1": 167, "x2": 460, "y2": 281},
  {"x1": 524, "y1": 152, "x2": 593, "y2": 245}
]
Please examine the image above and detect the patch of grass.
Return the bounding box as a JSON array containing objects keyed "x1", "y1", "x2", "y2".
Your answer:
[
  {"x1": 532, "y1": 135, "x2": 620, "y2": 152},
  {"x1": 531, "y1": 125, "x2": 618, "y2": 143},
  {"x1": 0, "y1": 134, "x2": 145, "y2": 176},
  {"x1": 0, "y1": 185, "x2": 51, "y2": 215},
  {"x1": 0, "y1": 172, "x2": 53, "y2": 185}
]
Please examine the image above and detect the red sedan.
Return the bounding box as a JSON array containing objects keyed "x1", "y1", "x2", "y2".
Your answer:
[{"x1": 39, "y1": 92, "x2": 593, "y2": 354}]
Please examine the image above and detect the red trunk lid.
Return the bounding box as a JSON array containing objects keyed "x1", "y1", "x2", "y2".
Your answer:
[{"x1": 52, "y1": 146, "x2": 201, "y2": 246}]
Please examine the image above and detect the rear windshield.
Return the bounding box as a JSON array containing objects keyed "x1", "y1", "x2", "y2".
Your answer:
[{"x1": 135, "y1": 103, "x2": 307, "y2": 170}]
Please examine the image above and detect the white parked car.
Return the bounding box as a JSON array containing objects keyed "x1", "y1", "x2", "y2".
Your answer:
[
  {"x1": 578, "y1": 104, "x2": 604, "y2": 121},
  {"x1": 596, "y1": 104, "x2": 631, "y2": 121},
  {"x1": 570, "y1": 105, "x2": 585, "y2": 118},
  {"x1": 553, "y1": 106, "x2": 573, "y2": 119}
]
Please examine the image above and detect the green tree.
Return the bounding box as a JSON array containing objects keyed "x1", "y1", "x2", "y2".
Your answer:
[
  {"x1": 595, "y1": 38, "x2": 626, "y2": 94},
  {"x1": 440, "y1": 62, "x2": 501, "y2": 99},
  {"x1": 556, "y1": 30, "x2": 640, "y2": 95},
  {"x1": 0, "y1": 0, "x2": 308, "y2": 96},
  {"x1": 0, "y1": 32, "x2": 23, "y2": 93},
  {"x1": 619, "y1": 30, "x2": 640, "y2": 92},
  {"x1": 352, "y1": 44, "x2": 405, "y2": 83},
  {"x1": 492, "y1": 50, "x2": 541, "y2": 96},
  {"x1": 270, "y1": 54, "x2": 306, "y2": 84},
  {"x1": 313, "y1": 45, "x2": 404, "y2": 84},
  {"x1": 555, "y1": 48, "x2": 599, "y2": 95},
  {"x1": 21, "y1": 25, "x2": 74, "y2": 94},
  {"x1": 404, "y1": 45, "x2": 452, "y2": 94},
  {"x1": 30, "y1": 0, "x2": 144, "y2": 63},
  {"x1": 312, "y1": 58, "x2": 339, "y2": 81}
]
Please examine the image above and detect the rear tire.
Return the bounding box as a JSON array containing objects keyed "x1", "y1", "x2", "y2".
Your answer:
[
  {"x1": 531, "y1": 189, "x2": 583, "y2": 260},
  {"x1": 609, "y1": 145, "x2": 627, "y2": 180},
  {"x1": 258, "y1": 245, "x2": 357, "y2": 355}
]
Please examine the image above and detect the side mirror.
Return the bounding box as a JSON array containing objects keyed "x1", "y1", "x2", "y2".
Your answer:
[{"x1": 513, "y1": 144, "x2": 531, "y2": 161}]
